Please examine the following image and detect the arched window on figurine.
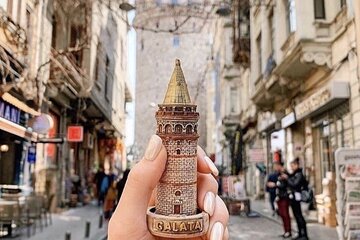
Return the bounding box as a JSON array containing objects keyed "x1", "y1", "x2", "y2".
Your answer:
[
  {"x1": 175, "y1": 190, "x2": 181, "y2": 196},
  {"x1": 158, "y1": 124, "x2": 163, "y2": 133},
  {"x1": 165, "y1": 124, "x2": 171, "y2": 134},
  {"x1": 176, "y1": 149, "x2": 181, "y2": 155},
  {"x1": 186, "y1": 125, "x2": 192, "y2": 134},
  {"x1": 194, "y1": 125, "x2": 197, "y2": 133},
  {"x1": 175, "y1": 124, "x2": 182, "y2": 133}
]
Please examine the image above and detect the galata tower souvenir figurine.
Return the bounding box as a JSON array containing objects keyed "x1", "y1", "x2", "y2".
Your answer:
[{"x1": 147, "y1": 59, "x2": 209, "y2": 238}]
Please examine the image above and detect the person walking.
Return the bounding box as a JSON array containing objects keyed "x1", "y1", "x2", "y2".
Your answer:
[
  {"x1": 104, "y1": 180, "x2": 118, "y2": 220},
  {"x1": 266, "y1": 164, "x2": 280, "y2": 216},
  {"x1": 276, "y1": 162, "x2": 292, "y2": 239},
  {"x1": 94, "y1": 166, "x2": 106, "y2": 206},
  {"x1": 287, "y1": 158, "x2": 309, "y2": 240}
]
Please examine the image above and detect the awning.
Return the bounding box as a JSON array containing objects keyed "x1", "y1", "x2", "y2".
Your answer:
[
  {"x1": 1, "y1": 92, "x2": 40, "y2": 116},
  {"x1": 0, "y1": 116, "x2": 37, "y2": 141}
]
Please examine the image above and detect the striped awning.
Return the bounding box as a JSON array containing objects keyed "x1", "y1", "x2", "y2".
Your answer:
[{"x1": 1, "y1": 92, "x2": 40, "y2": 116}]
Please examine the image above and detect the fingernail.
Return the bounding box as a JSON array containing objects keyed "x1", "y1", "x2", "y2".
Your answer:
[
  {"x1": 144, "y1": 135, "x2": 162, "y2": 161},
  {"x1": 210, "y1": 222, "x2": 224, "y2": 240},
  {"x1": 204, "y1": 192, "x2": 216, "y2": 216},
  {"x1": 205, "y1": 156, "x2": 219, "y2": 176}
]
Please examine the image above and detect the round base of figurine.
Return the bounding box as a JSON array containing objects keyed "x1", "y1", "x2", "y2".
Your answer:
[{"x1": 147, "y1": 207, "x2": 209, "y2": 238}]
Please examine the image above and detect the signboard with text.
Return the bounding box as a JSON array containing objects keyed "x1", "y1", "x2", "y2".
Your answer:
[{"x1": 67, "y1": 126, "x2": 84, "y2": 142}]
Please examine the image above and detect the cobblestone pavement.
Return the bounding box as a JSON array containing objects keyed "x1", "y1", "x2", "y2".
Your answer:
[{"x1": 2, "y1": 203, "x2": 107, "y2": 240}]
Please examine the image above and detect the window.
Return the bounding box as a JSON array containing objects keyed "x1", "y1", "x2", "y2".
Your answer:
[
  {"x1": 17, "y1": 0, "x2": 22, "y2": 23},
  {"x1": 230, "y1": 87, "x2": 238, "y2": 113},
  {"x1": 286, "y1": 0, "x2": 297, "y2": 34},
  {"x1": 51, "y1": 15, "x2": 57, "y2": 48},
  {"x1": 186, "y1": 125, "x2": 192, "y2": 134},
  {"x1": 26, "y1": 6, "x2": 31, "y2": 47},
  {"x1": 105, "y1": 56, "x2": 110, "y2": 101},
  {"x1": 173, "y1": 35, "x2": 180, "y2": 48},
  {"x1": 95, "y1": 43, "x2": 101, "y2": 82},
  {"x1": 165, "y1": 125, "x2": 171, "y2": 134},
  {"x1": 340, "y1": 0, "x2": 346, "y2": 7},
  {"x1": 175, "y1": 190, "x2": 181, "y2": 196},
  {"x1": 269, "y1": 10, "x2": 274, "y2": 54},
  {"x1": 175, "y1": 125, "x2": 182, "y2": 133},
  {"x1": 70, "y1": 25, "x2": 83, "y2": 66},
  {"x1": 314, "y1": 0, "x2": 325, "y2": 19},
  {"x1": 176, "y1": 149, "x2": 181, "y2": 155},
  {"x1": 256, "y1": 33, "x2": 262, "y2": 77},
  {"x1": 158, "y1": 125, "x2": 162, "y2": 133}
]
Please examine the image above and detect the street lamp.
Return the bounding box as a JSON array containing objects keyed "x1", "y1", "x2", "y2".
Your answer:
[{"x1": 0, "y1": 144, "x2": 9, "y2": 153}]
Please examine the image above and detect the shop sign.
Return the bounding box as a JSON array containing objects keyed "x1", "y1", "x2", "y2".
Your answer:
[
  {"x1": 281, "y1": 112, "x2": 296, "y2": 129},
  {"x1": 258, "y1": 112, "x2": 282, "y2": 132},
  {"x1": 295, "y1": 82, "x2": 349, "y2": 120},
  {"x1": 0, "y1": 99, "x2": 21, "y2": 124},
  {"x1": 249, "y1": 148, "x2": 265, "y2": 162},
  {"x1": 27, "y1": 145, "x2": 36, "y2": 164},
  {"x1": 67, "y1": 126, "x2": 84, "y2": 142}
]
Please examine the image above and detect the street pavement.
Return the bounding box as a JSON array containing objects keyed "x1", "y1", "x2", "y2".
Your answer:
[{"x1": 2, "y1": 202, "x2": 107, "y2": 240}]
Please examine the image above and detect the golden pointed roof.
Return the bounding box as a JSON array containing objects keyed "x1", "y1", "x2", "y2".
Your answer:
[{"x1": 163, "y1": 59, "x2": 192, "y2": 104}]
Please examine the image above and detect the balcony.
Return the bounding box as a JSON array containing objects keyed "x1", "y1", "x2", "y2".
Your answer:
[
  {"x1": 49, "y1": 48, "x2": 88, "y2": 97},
  {"x1": 274, "y1": 38, "x2": 332, "y2": 80}
]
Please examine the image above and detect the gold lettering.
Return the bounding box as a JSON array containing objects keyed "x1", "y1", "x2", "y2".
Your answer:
[
  {"x1": 188, "y1": 221, "x2": 195, "y2": 231},
  {"x1": 172, "y1": 222, "x2": 179, "y2": 232},
  {"x1": 179, "y1": 222, "x2": 187, "y2": 231},
  {"x1": 156, "y1": 221, "x2": 164, "y2": 231},
  {"x1": 164, "y1": 221, "x2": 171, "y2": 232},
  {"x1": 194, "y1": 221, "x2": 202, "y2": 231}
]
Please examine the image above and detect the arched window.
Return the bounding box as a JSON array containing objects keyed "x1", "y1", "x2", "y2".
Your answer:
[
  {"x1": 176, "y1": 149, "x2": 181, "y2": 155},
  {"x1": 165, "y1": 124, "x2": 171, "y2": 134},
  {"x1": 175, "y1": 190, "x2": 181, "y2": 196},
  {"x1": 158, "y1": 124, "x2": 162, "y2": 133},
  {"x1": 186, "y1": 125, "x2": 193, "y2": 134},
  {"x1": 194, "y1": 125, "x2": 198, "y2": 133},
  {"x1": 175, "y1": 124, "x2": 182, "y2": 133}
]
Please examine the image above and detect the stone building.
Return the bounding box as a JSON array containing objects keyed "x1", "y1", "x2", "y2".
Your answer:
[
  {"x1": 250, "y1": 0, "x2": 360, "y2": 222},
  {"x1": 155, "y1": 59, "x2": 198, "y2": 216},
  {"x1": 0, "y1": 0, "x2": 132, "y2": 208},
  {"x1": 134, "y1": 0, "x2": 211, "y2": 155}
]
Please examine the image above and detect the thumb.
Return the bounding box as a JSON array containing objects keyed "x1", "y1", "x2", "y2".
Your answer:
[{"x1": 111, "y1": 135, "x2": 167, "y2": 227}]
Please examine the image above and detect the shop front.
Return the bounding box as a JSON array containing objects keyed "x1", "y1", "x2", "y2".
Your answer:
[{"x1": 0, "y1": 94, "x2": 39, "y2": 186}]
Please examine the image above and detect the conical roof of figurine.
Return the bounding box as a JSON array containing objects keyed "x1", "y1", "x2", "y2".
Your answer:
[{"x1": 163, "y1": 59, "x2": 192, "y2": 104}]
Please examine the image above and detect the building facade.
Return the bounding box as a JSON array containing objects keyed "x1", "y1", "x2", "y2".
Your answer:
[
  {"x1": 0, "y1": 0, "x2": 131, "y2": 209},
  {"x1": 134, "y1": 0, "x2": 211, "y2": 155},
  {"x1": 250, "y1": 0, "x2": 360, "y2": 223}
]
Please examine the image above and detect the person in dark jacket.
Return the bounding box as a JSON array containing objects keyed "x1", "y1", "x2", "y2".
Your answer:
[
  {"x1": 266, "y1": 164, "x2": 280, "y2": 216},
  {"x1": 276, "y1": 162, "x2": 292, "y2": 239},
  {"x1": 116, "y1": 169, "x2": 130, "y2": 203},
  {"x1": 287, "y1": 158, "x2": 308, "y2": 240}
]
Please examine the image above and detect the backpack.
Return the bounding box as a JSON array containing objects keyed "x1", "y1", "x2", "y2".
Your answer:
[
  {"x1": 100, "y1": 176, "x2": 109, "y2": 194},
  {"x1": 300, "y1": 177, "x2": 313, "y2": 203}
]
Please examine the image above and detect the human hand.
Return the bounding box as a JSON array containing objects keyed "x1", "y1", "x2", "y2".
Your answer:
[
  {"x1": 108, "y1": 135, "x2": 229, "y2": 240},
  {"x1": 267, "y1": 182, "x2": 276, "y2": 188}
]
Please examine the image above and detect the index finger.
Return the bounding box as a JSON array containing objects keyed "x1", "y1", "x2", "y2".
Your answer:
[{"x1": 197, "y1": 145, "x2": 219, "y2": 176}]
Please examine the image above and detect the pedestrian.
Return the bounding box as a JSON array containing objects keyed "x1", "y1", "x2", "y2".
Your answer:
[
  {"x1": 104, "y1": 180, "x2": 118, "y2": 220},
  {"x1": 276, "y1": 162, "x2": 292, "y2": 239},
  {"x1": 266, "y1": 163, "x2": 280, "y2": 216},
  {"x1": 286, "y1": 158, "x2": 309, "y2": 240},
  {"x1": 94, "y1": 166, "x2": 106, "y2": 206},
  {"x1": 116, "y1": 169, "x2": 130, "y2": 203}
]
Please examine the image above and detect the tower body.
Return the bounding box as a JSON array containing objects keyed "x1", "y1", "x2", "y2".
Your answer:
[{"x1": 155, "y1": 99, "x2": 199, "y2": 216}]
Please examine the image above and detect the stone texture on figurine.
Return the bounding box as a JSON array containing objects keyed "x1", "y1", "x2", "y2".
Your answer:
[{"x1": 147, "y1": 59, "x2": 209, "y2": 238}]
